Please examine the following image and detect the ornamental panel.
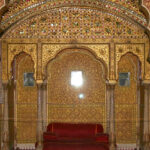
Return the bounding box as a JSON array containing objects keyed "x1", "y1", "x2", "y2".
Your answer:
[
  {"x1": 42, "y1": 44, "x2": 109, "y2": 79},
  {"x1": 115, "y1": 44, "x2": 145, "y2": 79},
  {"x1": 7, "y1": 44, "x2": 37, "y2": 80},
  {"x1": 4, "y1": 8, "x2": 146, "y2": 39},
  {"x1": 16, "y1": 55, "x2": 37, "y2": 143},
  {"x1": 47, "y1": 50, "x2": 106, "y2": 131},
  {"x1": 48, "y1": 105, "x2": 106, "y2": 131},
  {"x1": 1, "y1": 0, "x2": 146, "y2": 31},
  {"x1": 115, "y1": 53, "x2": 139, "y2": 143}
]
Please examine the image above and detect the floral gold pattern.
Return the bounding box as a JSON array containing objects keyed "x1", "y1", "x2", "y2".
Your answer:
[
  {"x1": 16, "y1": 55, "x2": 37, "y2": 143},
  {"x1": 8, "y1": 44, "x2": 37, "y2": 80},
  {"x1": 115, "y1": 53, "x2": 139, "y2": 143},
  {"x1": 47, "y1": 50, "x2": 106, "y2": 130}
]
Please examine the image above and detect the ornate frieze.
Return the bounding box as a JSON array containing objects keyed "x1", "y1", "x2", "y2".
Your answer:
[
  {"x1": 1, "y1": 0, "x2": 147, "y2": 31},
  {"x1": 3, "y1": 8, "x2": 147, "y2": 39}
]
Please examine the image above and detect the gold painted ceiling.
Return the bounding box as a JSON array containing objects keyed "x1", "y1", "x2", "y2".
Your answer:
[
  {"x1": 0, "y1": 0, "x2": 148, "y2": 32},
  {"x1": 3, "y1": 0, "x2": 144, "y2": 18}
]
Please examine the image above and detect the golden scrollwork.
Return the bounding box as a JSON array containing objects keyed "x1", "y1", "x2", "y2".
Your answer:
[
  {"x1": 8, "y1": 44, "x2": 37, "y2": 80},
  {"x1": 115, "y1": 44, "x2": 145, "y2": 79},
  {"x1": 42, "y1": 44, "x2": 109, "y2": 79}
]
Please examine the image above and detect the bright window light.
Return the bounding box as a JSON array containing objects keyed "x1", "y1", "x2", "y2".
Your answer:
[{"x1": 71, "y1": 71, "x2": 83, "y2": 87}]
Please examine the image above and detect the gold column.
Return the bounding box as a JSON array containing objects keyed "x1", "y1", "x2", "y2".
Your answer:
[
  {"x1": 143, "y1": 81, "x2": 150, "y2": 150},
  {"x1": 137, "y1": 81, "x2": 141, "y2": 149},
  {"x1": 42, "y1": 81, "x2": 47, "y2": 132},
  {"x1": 2, "y1": 81, "x2": 9, "y2": 150},
  {"x1": 13, "y1": 80, "x2": 17, "y2": 149},
  {"x1": 36, "y1": 81, "x2": 43, "y2": 150},
  {"x1": 108, "y1": 80, "x2": 116, "y2": 150},
  {"x1": 106, "y1": 81, "x2": 111, "y2": 133}
]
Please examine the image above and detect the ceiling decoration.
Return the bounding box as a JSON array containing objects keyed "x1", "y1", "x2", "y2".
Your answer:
[
  {"x1": 109, "y1": 0, "x2": 141, "y2": 13},
  {"x1": 0, "y1": 0, "x2": 5, "y2": 9},
  {"x1": 0, "y1": 0, "x2": 148, "y2": 31},
  {"x1": 3, "y1": 8, "x2": 147, "y2": 39}
]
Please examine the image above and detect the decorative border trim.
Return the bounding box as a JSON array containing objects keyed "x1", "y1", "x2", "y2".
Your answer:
[{"x1": 0, "y1": 0, "x2": 147, "y2": 30}]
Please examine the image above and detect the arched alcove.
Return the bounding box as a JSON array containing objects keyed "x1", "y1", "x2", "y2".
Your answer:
[
  {"x1": 11, "y1": 52, "x2": 37, "y2": 144},
  {"x1": 46, "y1": 49, "x2": 107, "y2": 129},
  {"x1": 115, "y1": 52, "x2": 141, "y2": 144}
]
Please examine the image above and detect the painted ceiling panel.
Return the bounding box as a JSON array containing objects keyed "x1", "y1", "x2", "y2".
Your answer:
[{"x1": 1, "y1": 0, "x2": 145, "y2": 21}]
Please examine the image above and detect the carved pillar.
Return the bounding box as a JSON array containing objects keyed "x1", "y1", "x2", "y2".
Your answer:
[
  {"x1": 143, "y1": 81, "x2": 150, "y2": 150},
  {"x1": 136, "y1": 81, "x2": 141, "y2": 150},
  {"x1": 42, "y1": 81, "x2": 47, "y2": 132},
  {"x1": 13, "y1": 80, "x2": 17, "y2": 149},
  {"x1": 109, "y1": 80, "x2": 116, "y2": 150},
  {"x1": 36, "y1": 81, "x2": 43, "y2": 150},
  {"x1": 2, "y1": 82, "x2": 9, "y2": 150},
  {"x1": 106, "y1": 82, "x2": 111, "y2": 133}
]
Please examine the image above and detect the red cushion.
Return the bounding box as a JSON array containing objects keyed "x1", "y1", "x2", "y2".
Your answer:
[
  {"x1": 43, "y1": 132, "x2": 57, "y2": 141},
  {"x1": 47, "y1": 123, "x2": 103, "y2": 137},
  {"x1": 95, "y1": 134, "x2": 109, "y2": 143}
]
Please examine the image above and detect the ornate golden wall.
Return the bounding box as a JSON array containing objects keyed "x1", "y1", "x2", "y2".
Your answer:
[
  {"x1": 0, "y1": 0, "x2": 150, "y2": 145},
  {"x1": 16, "y1": 54, "x2": 37, "y2": 143},
  {"x1": 115, "y1": 53, "x2": 139, "y2": 143},
  {"x1": 47, "y1": 49, "x2": 106, "y2": 129}
]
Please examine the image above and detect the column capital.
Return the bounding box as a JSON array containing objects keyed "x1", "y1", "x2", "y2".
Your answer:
[
  {"x1": 142, "y1": 80, "x2": 150, "y2": 85},
  {"x1": 106, "y1": 80, "x2": 117, "y2": 87},
  {"x1": 142, "y1": 80, "x2": 150, "y2": 89},
  {"x1": 36, "y1": 80, "x2": 43, "y2": 88}
]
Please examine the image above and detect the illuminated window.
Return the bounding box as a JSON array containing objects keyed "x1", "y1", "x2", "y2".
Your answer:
[{"x1": 71, "y1": 71, "x2": 83, "y2": 87}]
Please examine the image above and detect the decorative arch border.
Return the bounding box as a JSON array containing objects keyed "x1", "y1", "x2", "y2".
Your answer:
[
  {"x1": 11, "y1": 52, "x2": 36, "y2": 80},
  {"x1": 2, "y1": 42, "x2": 37, "y2": 81},
  {"x1": 42, "y1": 44, "x2": 109, "y2": 80},
  {"x1": 1, "y1": 7, "x2": 148, "y2": 40},
  {"x1": 115, "y1": 44, "x2": 144, "y2": 80},
  {"x1": 0, "y1": 0, "x2": 149, "y2": 32},
  {"x1": 140, "y1": 0, "x2": 150, "y2": 24}
]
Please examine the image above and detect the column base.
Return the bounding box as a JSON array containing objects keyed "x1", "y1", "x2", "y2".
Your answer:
[
  {"x1": 110, "y1": 144, "x2": 116, "y2": 150},
  {"x1": 2, "y1": 143, "x2": 9, "y2": 150},
  {"x1": 143, "y1": 134, "x2": 150, "y2": 150},
  {"x1": 36, "y1": 145, "x2": 43, "y2": 150}
]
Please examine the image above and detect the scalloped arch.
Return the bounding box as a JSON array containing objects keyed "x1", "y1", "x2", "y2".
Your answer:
[{"x1": 43, "y1": 46, "x2": 109, "y2": 80}]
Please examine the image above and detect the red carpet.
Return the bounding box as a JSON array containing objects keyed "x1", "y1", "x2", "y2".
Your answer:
[{"x1": 43, "y1": 142, "x2": 109, "y2": 150}]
